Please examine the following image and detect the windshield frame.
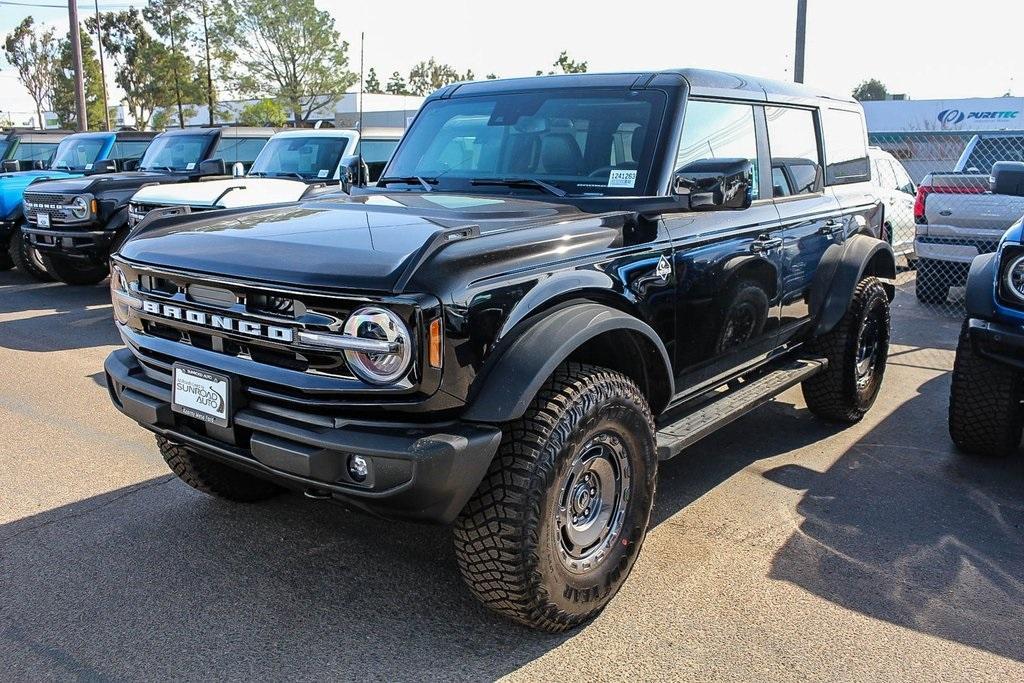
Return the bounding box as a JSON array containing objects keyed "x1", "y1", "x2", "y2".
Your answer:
[
  {"x1": 247, "y1": 135, "x2": 353, "y2": 180},
  {"x1": 381, "y1": 87, "x2": 670, "y2": 199},
  {"x1": 138, "y1": 134, "x2": 214, "y2": 173}
]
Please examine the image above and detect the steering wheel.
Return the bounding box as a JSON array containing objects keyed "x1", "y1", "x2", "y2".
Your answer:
[{"x1": 587, "y1": 166, "x2": 617, "y2": 178}]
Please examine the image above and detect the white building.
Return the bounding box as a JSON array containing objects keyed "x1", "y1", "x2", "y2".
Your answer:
[{"x1": 863, "y1": 97, "x2": 1024, "y2": 181}]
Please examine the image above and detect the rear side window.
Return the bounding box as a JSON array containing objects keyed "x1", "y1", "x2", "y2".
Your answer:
[
  {"x1": 676, "y1": 100, "x2": 760, "y2": 200},
  {"x1": 765, "y1": 106, "x2": 822, "y2": 197},
  {"x1": 873, "y1": 158, "x2": 897, "y2": 190},
  {"x1": 112, "y1": 140, "x2": 151, "y2": 160},
  {"x1": 822, "y1": 108, "x2": 869, "y2": 185},
  {"x1": 215, "y1": 137, "x2": 269, "y2": 164},
  {"x1": 964, "y1": 137, "x2": 1024, "y2": 173}
]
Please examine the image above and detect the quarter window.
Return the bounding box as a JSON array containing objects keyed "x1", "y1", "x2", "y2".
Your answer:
[
  {"x1": 676, "y1": 100, "x2": 759, "y2": 200},
  {"x1": 822, "y1": 108, "x2": 870, "y2": 185},
  {"x1": 765, "y1": 106, "x2": 822, "y2": 196}
]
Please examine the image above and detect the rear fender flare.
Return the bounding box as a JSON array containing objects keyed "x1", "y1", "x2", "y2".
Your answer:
[{"x1": 810, "y1": 234, "x2": 896, "y2": 336}]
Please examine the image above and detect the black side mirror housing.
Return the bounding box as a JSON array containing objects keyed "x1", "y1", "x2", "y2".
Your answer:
[
  {"x1": 86, "y1": 158, "x2": 117, "y2": 175},
  {"x1": 991, "y1": 161, "x2": 1024, "y2": 197},
  {"x1": 31, "y1": 159, "x2": 46, "y2": 170},
  {"x1": 121, "y1": 158, "x2": 139, "y2": 172},
  {"x1": 1, "y1": 160, "x2": 19, "y2": 173},
  {"x1": 338, "y1": 155, "x2": 370, "y2": 193},
  {"x1": 673, "y1": 158, "x2": 754, "y2": 211},
  {"x1": 197, "y1": 158, "x2": 226, "y2": 177}
]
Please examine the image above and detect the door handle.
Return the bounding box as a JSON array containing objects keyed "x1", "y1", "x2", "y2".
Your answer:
[
  {"x1": 750, "y1": 235, "x2": 783, "y2": 253},
  {"x1": 818, "y1": 218, "x2": 844, "y2": 236}
]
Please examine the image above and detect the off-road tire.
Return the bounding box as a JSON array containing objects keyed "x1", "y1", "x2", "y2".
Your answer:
[
  {"x1": 802, "y1": 277, "x2": 890, "y2": 423},
  {"x1": 915, "y1": 258, "x2": 951, "y2": 305},
  {"x1": 157, "y1": 436, "x2": 282, "y2": 502},
  {"x1": 44, "y1": 254, "x2": 109, "y2": 285},
  {"x1": 0, "y1": 244, "x2": 12, "y2": 271},
  {"x1": 12, "y1": 232, "x2": 52, "y2": 281},
  {"x1": 453, "y1": 363, "x2": 657, "y2": 632},
  {"x1": 948, "y1": 323, "x2": 1023, "y2": 456}
]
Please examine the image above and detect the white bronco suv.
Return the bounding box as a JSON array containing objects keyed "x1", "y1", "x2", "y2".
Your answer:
[{"x1": 127, "y1": 128, "x2": 401, "y2": 226}]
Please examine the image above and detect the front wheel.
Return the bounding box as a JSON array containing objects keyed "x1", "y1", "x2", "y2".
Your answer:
[
  {"x1": 948, "y1": 323, "x2": 1023, "y2": 456},
  {"x1": 13, "y1": 232, "x2": 53, "y2": 281},
  {"x1": 453, "y1": 363, "x2": 657, "y2": 632},
  {"x1": 44, "y1": 254, "x2": 109, "y2": 285},
  {"x1": 802, "y1": 276, "x2": 891, "y2": 423},
  {"x1": 157, "y1": 437, "x2": 283, "y2": 502}
]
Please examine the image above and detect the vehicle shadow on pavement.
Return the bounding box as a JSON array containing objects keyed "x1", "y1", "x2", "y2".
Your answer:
[
  {"x1": 0, "y1": 476, "x2": 569, "y2": 681},
  {"x1": 0, "y1": 270, "x2": 118, "y2": 351},
  {"x1": 765, "y1": 373, "x2": 1024, "y2": 663}
]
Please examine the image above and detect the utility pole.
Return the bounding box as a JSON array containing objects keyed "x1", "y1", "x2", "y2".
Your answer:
[
  {"x1": 166, "y1": 7, "x2": 185, "y2": 128},
  {"x1": 793, "y1": 0, "x2": 807, "y2": 84},
  {"x1": 93, "y1": 0, "x2": 111, "y2": 130},
  {"x1": 201, "y1": 1, "x2": 214, "y2": 126},
  {"x1": 67, "y1": 0, "x2": 88, "y2": 131}
]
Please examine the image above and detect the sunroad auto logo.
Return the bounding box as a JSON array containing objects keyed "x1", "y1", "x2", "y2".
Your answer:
[
  {"x1": 937, "y1": 108, "x2": 1019, "y2": 125},
  {"x1": 141, "y1": 300, "x2": 294, "y2": 342},
  {"x1": 175, "y1": 377, "x2": 224, "y2": 412}
]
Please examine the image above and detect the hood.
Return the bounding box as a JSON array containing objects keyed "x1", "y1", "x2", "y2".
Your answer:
[
  {"x1": 24, "y1": 171, "x2": 182, "y2": 197},
  {"x1": 133, "y1": 177, "x2": 310, "y2": 209},
  {"x1": 119, "y1": 192, "x2": 615, "y2": 292},
  {"x1": 0, "y1": 169, "x2": 79, "y2": 218}
]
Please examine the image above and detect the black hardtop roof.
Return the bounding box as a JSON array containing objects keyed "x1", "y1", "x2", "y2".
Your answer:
[
  {"x1": 2, "y1": 128, "x2": 75, "y2": 139},
  {"x1": 154, "y1": 126, "x2": 276, "y2": 138},
  {"x1": 429, "y1": 68, "x2": 857, "y2": 107}
]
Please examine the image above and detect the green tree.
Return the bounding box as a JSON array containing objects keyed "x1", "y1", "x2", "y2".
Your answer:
[
  {"x1": 151, "y1": 103, "x2": 197, "y2": 130},
  {"x1": 852, "y1": 78, "x2": 888, "y2": 102},
  {"x1": 385, "y1": 70, "x2": 407, "y2": 95},
  {"x1": 238, "y1": 98, "x2": 287, "y2": 127},
  {"x1": 3, "y1": 17, "x2": 59, "y2": 129},
  {"x1": 407, "y1": 58, "x2": 473, "y2": 96},
  {"x1": 364, "y1": 67, "x2": 382, "y2": 94},
  {"x1": 223, "y1": 0, "x2": 357, "y2": 124},
  {"x1": 537, "y1": 51, "x2": 588, "y2": 76},
  {"x1": 52, "y1": 28, "x2": 107, "y2": 130},
  {"x1": 144, "y1": 0, "x2": 194, "y2": 127},
  {"x1": 486, "y1": 73, "x2": 498, "y2": 80}
]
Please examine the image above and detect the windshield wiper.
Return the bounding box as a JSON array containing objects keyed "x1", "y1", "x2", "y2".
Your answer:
[
  {"x1": 378, "y1": 175, "x2": 436, "y2": 192},
  {"x1": 469, "y1": 177, "x2": 567, "y2": 197},
  {"x1": 249, "y1": 171, "x2": 266, "y2": 177},
  {"x1": 275, "y1": 171, "x2": 306, "y2": 180},
  {"x1": 51, "y1": 163, "x2": 73, "y2": 172}
]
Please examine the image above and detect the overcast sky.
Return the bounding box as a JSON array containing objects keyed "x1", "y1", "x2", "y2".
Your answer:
[{"x1": 2, "y1": 0, "x2": 1022, "y2": 120}]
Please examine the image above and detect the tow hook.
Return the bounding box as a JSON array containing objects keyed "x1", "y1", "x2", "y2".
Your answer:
[{"x1": 303, "y1": 487, "x2": 332, "y2": 500}]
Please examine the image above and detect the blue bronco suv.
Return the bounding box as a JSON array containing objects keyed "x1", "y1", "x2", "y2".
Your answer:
[
  {"x1": 0, "y1": 130, "x2": 154, "y2": 279},
  {"x1": 949, "y1": 161, "x2": 1024, "y2": 456}
]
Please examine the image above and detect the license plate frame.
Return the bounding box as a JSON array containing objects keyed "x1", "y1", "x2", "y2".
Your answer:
[
  {"x1": 36, "y1": 213, "x2": 50, "y2": 228},
  {"x1": 171, "y1": 363, "x2": 232, "y2": 427}
]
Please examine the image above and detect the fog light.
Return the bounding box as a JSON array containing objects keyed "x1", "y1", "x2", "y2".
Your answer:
[{"x1": 348, "y1": 454, "x2": 369, "y2": 482}]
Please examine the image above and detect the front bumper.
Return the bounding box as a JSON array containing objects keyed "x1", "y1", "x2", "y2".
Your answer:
[
  {"x1": 967, "y1": 318, "x2": 1024, "y2": 371},
  {"x1": 104, "y1": 348, "x2": 501, "y2": 523},
  {"x1": 23, "y1": 223, "x2": 114, "y2": 259}
]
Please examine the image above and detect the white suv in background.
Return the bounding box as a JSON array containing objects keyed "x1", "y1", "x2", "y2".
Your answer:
[
  {"x1": 127, "y1": 127, "x2": 402, "y2": 226},
  {"x1": 869, "y1": 146, "x2": 916, "y2": 258}
]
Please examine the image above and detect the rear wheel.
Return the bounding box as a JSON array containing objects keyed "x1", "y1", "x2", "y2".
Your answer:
[
  {"x1": 916, "y1": 258, "x2": 951, "y2": 305},
  {"x1": 13, "y1": 232, "x2": 53, "y2": 281},
  {"x1": 0, "y1": 245, "x2": 12, "y2": 271},
  {"x1": 453, "y1": 363, "x2": 657, "y2": 632},
  {"x1": 948, "y1": 323, "x2": 1023, "y2": 456},
  {"x1": 802, "y1": 277, "x2": 891, "y2": 423},
  {"x1": 157, "y1": 436, "x2": 282, "y2": 502},
  {"x1": 44, "y1": 254, "x2": 109, "y2": 285}
]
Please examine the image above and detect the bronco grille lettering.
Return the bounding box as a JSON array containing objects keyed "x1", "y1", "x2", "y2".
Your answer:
[{"x1": 141, "y1": 299, "x2": 294, "y2": 342}]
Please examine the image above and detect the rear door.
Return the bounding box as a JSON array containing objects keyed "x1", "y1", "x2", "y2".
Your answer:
[{"x1": 766, "y1": 104, "x2": 840, "y2": 335}]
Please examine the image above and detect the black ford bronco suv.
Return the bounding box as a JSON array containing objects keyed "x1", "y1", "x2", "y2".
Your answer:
[
  {"x1": 22, "y1": 126, "x2": 273, "y2": 285},
  {"x1": 104, "y1": 70, "x2": 895, "y2": 631}
]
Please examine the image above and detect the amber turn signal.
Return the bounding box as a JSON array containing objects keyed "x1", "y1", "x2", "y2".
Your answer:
[{"x1": 428, "y1": 318, "x2": 442, "y2": 369}]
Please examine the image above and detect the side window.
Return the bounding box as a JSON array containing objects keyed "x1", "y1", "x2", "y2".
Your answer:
[
  {"x1": 822, "y1": 108, "x2": 870, "y2": 185},
  {"x1": 113, "y1": 140, "x2": 151, "y2": 160},
  {"x1": 892, "y1": 161, "x2": 915, "y2": 194},
  {"x1": 214, "y1": 137, "x2": 269, "y2": 164},
  {"x1": 772, "y1": 166, "x2": 792, "y2": 197},
  {"x1": 676, "y1": 100, "x2": 759, "y2": 200},
  {"x1": 765, "y1": 106, "x2": 822, "y2": 197}
]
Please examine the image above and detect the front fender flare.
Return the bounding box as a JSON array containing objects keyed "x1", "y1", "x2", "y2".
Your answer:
[
  {"x1": 965, "y1": 252, "x2": 998, "y2": 320},
  {"x1": 462, "y1": 302, "x2": 674, "y2": 423}
]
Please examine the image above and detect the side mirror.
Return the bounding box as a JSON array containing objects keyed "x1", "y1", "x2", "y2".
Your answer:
[
  {"x1": 86, "y1": 158, "x2": 117, "y2": 175},
  {"x1": 673, "y1": 158, "x2": 753, "y2": 210},
  {"x1": 31, "y1": 159, "x2": 46, "y2": 170},
  {"x1": 338, "y1": 155, "x2": 369, "y2": 193},
  {"x1": 121, "y1": 158, "x2": 139, "y2": 172},
  {"x1": 232, "y1": 162, "x2": 245, "y2": 178},
  {"x1": 197, "y1": 158, "x2": 226, "y2": 177},
  {"x1": 1, "y1": 160, "x2": 19, "y2": 173},
  {"x1": 990, "y1": 161, "x2": 1024, "y2": 197}
]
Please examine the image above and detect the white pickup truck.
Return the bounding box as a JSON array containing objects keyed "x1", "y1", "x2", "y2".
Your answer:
[
  {"x1": 913, "y1": 133, "x2": 1024, "y2": 303},
  {"x1": 127, "y1": 127, "x2": 402, "y2": 227}
]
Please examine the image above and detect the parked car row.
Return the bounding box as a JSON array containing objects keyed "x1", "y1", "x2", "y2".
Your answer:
[{"x1": 0, "y1": 125, "x2": 402, "y2": 285}]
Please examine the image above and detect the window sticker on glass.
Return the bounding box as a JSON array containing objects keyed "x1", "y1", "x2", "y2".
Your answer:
[
  {"x1": 608, "y1": 169, "x2": 637, "y2": 188},
  {"x1": 85, "y1": 163, "x2": 93, "y2": 170},
  {"x1": 186, "y1": 162, "x2": 196, "y2": 170},
  {"x1": 317, "y1": 169, "x2": 328, "y2": 178}
]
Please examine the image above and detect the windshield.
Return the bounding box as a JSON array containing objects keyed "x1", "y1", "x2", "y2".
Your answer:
[
  {"x1": 0, "y1": 141, "x2": 9, "y2": 160},
  {"x1": 384, "y1": 90, "x2": 666, "y2": 196},
  {"x1": 50, "y1": 136, "x2": 107, "y2": 171},
  {"x1": 965, "y1": 137, "x2": 1024, "y2": 174},
  {"x1": 139, "y1": 135, "x2": 210, "y2": 172},
  {"x1": 8, "y1": 141, "x2": 59, "y2": 164},
  {"x1": 248, "y1": 136, "x2": 351, "y2": 179}
]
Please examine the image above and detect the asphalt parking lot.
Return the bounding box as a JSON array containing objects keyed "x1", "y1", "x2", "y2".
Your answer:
[{"x1": 1, "y1": 268, "x2": 1022, "y2": 682}]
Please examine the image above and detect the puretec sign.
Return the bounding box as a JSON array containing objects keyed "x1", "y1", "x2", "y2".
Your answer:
[{"x1": 937, "y1": 109, "x2": 1019, "y2": 125}]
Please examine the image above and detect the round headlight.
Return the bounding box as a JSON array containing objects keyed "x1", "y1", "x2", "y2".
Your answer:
[
  {"x1": 342, "y1": 307, "x2": 411, "y2": 384},
  {"x1": 70, "y1": 195, "x2": 89, "y2": 219},
  {"x1": 110, "y1": 264, "x2": 139, "y2": 324},
  {"x1": 1003, "y1": 253, "x2": 1024, "y2": 302}
]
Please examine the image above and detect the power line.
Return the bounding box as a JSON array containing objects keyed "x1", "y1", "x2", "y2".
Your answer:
[{"x1": 0, "y1": 1, "x2": 139, "y2": 8}]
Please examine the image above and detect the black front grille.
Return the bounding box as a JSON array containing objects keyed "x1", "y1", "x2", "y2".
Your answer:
[{"x1": 24, "y1": 192, "x2": 70, "y2": 205}]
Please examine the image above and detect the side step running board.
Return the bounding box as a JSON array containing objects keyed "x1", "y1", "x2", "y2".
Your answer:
[{"x1": 656, "y1": 358, "x2": 826, "y2": 460}]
